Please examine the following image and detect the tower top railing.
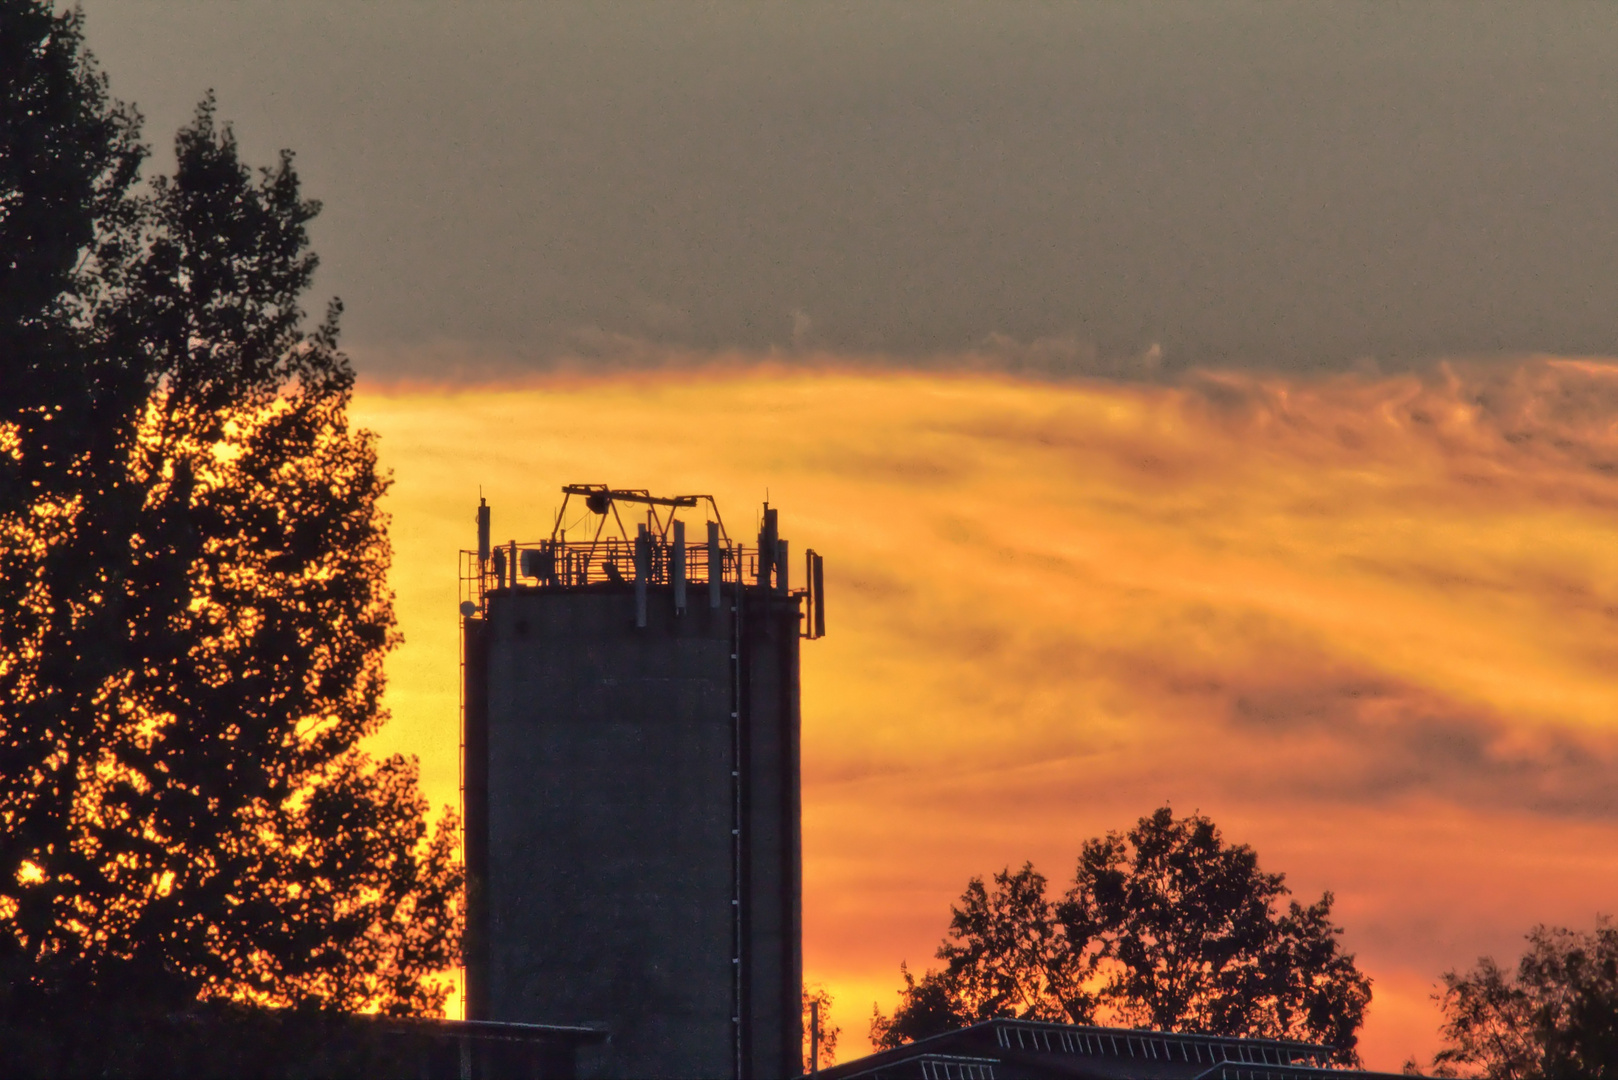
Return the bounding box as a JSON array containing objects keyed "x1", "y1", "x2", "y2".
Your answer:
[
  {"x1": 460, "y1": 485, "x2": 826, "y2": 638},
  {"x1": 459, "y1": 536, "x2": 759, "y2": 603}
]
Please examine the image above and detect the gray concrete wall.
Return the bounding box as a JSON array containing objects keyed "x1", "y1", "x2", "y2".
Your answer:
[
  {"x1": 462, "y1": 618, "x2": 491, "y2": 1022},
  {"x1": 739, "y1": 590, "x2": 804, "y2": 1080},
  {"x1": 475, "y1": 580, "x2": 801, "y2": 1080}
]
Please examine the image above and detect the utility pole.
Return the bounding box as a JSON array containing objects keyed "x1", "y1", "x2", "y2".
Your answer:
[{"x1": 810, "y1": 998, "x2": 820, "y2": 1076}]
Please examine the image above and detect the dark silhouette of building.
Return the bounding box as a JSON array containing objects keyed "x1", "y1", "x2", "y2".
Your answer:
[
  {"x1": 461, "y1": 486, "x2": 826, "y2": 1080},
  {"x1": 0, "y1": 1009, "x2": 604, "y2": 1079},
  {"x1": 380, "y1": 1018, "x2": 609, "y2": 1080},
  {"x1": 814, "y1": 1020, "x2": 1414, "y2": 1080}
]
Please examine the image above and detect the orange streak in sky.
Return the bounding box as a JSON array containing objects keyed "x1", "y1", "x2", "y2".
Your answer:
[{"x1": 352, "y1": 359, "x2": 1618, "y2": 1069}]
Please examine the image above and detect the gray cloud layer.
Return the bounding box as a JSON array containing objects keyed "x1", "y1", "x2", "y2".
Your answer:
[{"x1": 83, "y1": 2, "x2": 1618, "y2": 375}]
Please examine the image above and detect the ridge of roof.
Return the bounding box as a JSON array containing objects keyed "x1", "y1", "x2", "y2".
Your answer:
[{"x1": 812, "y1": 1019, "x2": 1416, "y2": 1080}]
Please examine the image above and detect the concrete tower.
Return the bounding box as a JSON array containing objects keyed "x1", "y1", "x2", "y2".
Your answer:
[{"x1": 461, "y1": 486, "x2": 826, "y2": 1080}]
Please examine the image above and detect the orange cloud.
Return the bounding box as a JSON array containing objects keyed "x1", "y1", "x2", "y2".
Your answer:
[{"x1": 352, "y1": 358, "x2": 1618, "y2": 1069}]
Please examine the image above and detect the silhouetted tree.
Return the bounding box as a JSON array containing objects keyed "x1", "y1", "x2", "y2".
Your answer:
[
  {"x1": 0, "y1": 0, "x2": 460, "y2": 1017},
  {"x1": 1, "y1": 0, "x2": 154, "y2": 1007},
  {"x1": 1067, "y1": 807, "x2": 1370, "y2": 1059},
  {"x1": 1430, "y1": 919, "x2": 1618, "y2": 1080},
  {"x1": 870, "y1": 863, "x2": 1093, "y2": 1051},
  {"x1": 870, "y1": 963, "x2": 968, "y2": 1050},
  {"x1": 873, "y1": 809, "x2": 1370, "y2": 1063},
  {"x1": 804, "y1": 983, "x2": 842, "y2": 1073}
]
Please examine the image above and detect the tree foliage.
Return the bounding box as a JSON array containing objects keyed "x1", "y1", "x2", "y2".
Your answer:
[
  {"x1": 803, "y1": 983, "x2": 842, "y2": 1073},
  {"x1": 872, "y1": 808, "x2": 1371, "y2": 1063},
  {"x1": 1068, "y1": 807, "x2": 1371, "y2": 1054},
  {"x1": 1432, "y1": 919, "x2": 1618, "y2": 1080},
  {"x1": 0, "y1": 0, "x2": 459, "y2": 1015},
  {"x1": 868, "y1": 862, "x2": 1092, "y2": 1052}
]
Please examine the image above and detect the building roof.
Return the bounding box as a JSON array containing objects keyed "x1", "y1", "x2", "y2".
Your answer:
[
  {"x1": 812, "y1": 1020, "x2": 1414, "y2": 1080},
  {"x1": 374, "y1": 1015, "x2": 609, "y2": 1046}
]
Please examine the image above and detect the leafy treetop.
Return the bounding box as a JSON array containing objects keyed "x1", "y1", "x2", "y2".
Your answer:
[
  {"x1": 871, "y1": 807, "x2": 1371, "y2": 1064},
  {"x1": 1429, "y1": 918, "x2": 1618, "y2": 1080},
  {"x1": 0, "y1": 0, "x2": 460, "y2": 1017}
]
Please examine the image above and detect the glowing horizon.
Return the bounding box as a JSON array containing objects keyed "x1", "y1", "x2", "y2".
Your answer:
[{"x1": 353, "y1": 358, "x2": 1618, "y2": 1069}]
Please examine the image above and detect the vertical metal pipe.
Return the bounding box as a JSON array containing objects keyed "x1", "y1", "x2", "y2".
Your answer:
[
  {"x1": 673, "y1": 519, "x2": 687, "y2": 613},
  {"x1": 758, "y1": 507, "x2": 778, "y2": 589},
  {"x1": 810, "y1": 999, "x2": 820, "y2": 1077},
  {"x1": 477, "y1": 499, "x2": 490, "y2": 566},
  {"x1": 708, "y1": 521, "x2": 722, "y2": 609},
  {"x1": 461, "y1": 613, "x2": 490, "y2": 1020},
  {"x1": 477, "y1": 499, "x2": 492, "y2": 613},
  {"x1": 731, "y1": 571, "x2": 746, "y2": 1079},
  {"x1": 776, "y1": 540, "x2": 788, "y2": 595},
  {"x1": 635, "y1": 524, "x2": 649, "y2": 628}
]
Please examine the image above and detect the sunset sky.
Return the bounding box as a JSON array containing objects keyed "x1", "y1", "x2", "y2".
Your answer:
[
  {"x1": 71, "y1": 1, "x2": 1618, "y2": 1072},
  {"x1": 352, "y1": 357, "x2": 1618, "y2": 1068}
]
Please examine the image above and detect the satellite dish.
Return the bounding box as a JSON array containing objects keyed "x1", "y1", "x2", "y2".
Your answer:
[{"x1": 459, "y1": 601, "x2": 477, "y2": 617}]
